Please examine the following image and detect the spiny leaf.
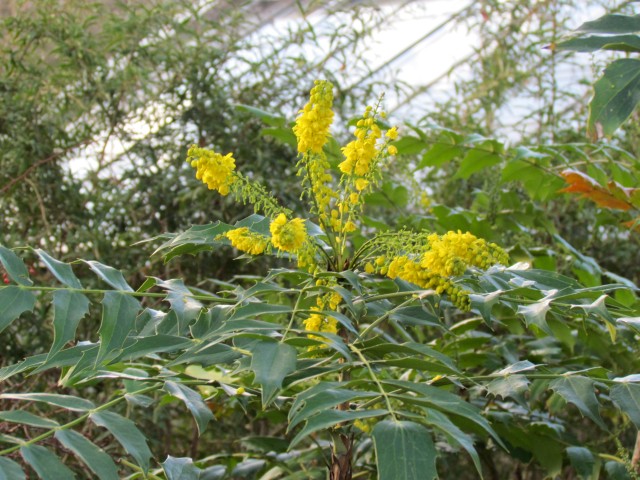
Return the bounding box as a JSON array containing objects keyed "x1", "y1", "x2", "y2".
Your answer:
[
  {"x1": 83, "y1": 260, "x2": 133, "y2": 291},
  {"x1": 34, "y1": 249, "x2": 82, "y2": 288},
  {"x1": 20, "y1": 444, "x2": 76, "y2": 479},
  {"x1": 55, "y1": 429, "x2": 119, "y2": 480},
  {"x1": 0, "y1": 286, "x2": 37, "y2": 334},
  {"x1": 587, "y1": 58, "x2": 640, "y2": 139},
  {"x1": 96, "y1": 292, "x2": 141, "y2": 365},
  {"x1": 517, "y1": 299, "x2": 552, "y2": 335},
  {"x1": 549, "y1": 376, "x2": 606, "y2": 429},
  {"x1": 0, "y1": 245, "x2": 33, "y2": 286},
  {"x1": 90, "y1": 410, "x2": 152, "y2": 474},
  {"x1": 372, "y1": 420, "x2": 438, "y2": 480},
  {"x1": 610, "y1": 382, "x2": 640, "y2": 429},
  {"x1": 49, "y1": 290, "x2": 90, "y2": 358},
  {"x1": 164, "y1": 381, "x2": 214, "y2": 435},
  {"x1": 250, "y1": 340, "x2": 297, "y2": 406},
  {"x1": 162, "y1": 456, "x2": 202, "y2": 480}
]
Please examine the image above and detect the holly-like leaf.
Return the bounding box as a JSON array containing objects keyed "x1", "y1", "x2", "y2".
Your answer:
[
  {"x1": 588, "y1": 58, "x2": 640, "y2": 139},
  {"x1": 0, "y1": 245, "x2": 33, "y2": 286},
  {"x1": 162, "y1": 456, "x2": 202, "y2": 480},
  {"x1": 96, "y1": 292, "x2": 141, "y2": 364},
  {"x1": 90, "y1": 410, "x2": 152, "y2": 474},
  {"x1": 250, "y1": 340, "x2": 297, "y2": 406},
  {"x1": 567, "y1": 446, "x2": 598, "y2": 480},
  {"x1": 164, "y1": 381, "x2": 214, "y2": 435},
  {"x1": 0, "y1": 286, "x2": 37, "y2": 334},
  {"x1": 83, "y1": 260, "x2": 133, "y2": 291},
  {"x1": 610, "y1": 382, "x2": 640, "y2": 429},
  {"x1": 55, "y1": 429, "x2": 119, "y2": 480},
  {"x1": 35, "y1": 249, "x2": 82, "y2": 288},
  {"x1": 49, "y1": 290, "x2": 90, "y2": 358},
  {"x1": 549, "y1": 376, "x2": 606, "y2": 429},
  {"x1": 372, "y1": 420, "x2": 438, "y2": 480},
  {"x1": 517, "y1": 299, "x2": 552, "y2": 335}
]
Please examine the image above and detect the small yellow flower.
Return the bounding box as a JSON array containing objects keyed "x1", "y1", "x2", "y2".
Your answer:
[
  {"x1": 387, "y1": 145, "x2": 398, "y2": 156},
  {"x1": 236, "y1": 387, "x2": 246, "y2": 395},
  {"x1": 386, "y1": 126, "x2": 398, "y2": 140},
  {"x1": 365, "y1": 262, "x2": 375, "y2": 274},
  {"x1": 355, "y1": 178, "x2": 369, "y2": 191},
  {"x1": 270, "y1": 214, "x2": 307, "y2": 252}
]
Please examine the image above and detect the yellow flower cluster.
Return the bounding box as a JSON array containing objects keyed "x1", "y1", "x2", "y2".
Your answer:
[
  {"x1": 270, "y1": 214, "x2": 307, "y2": 252},
  {"x1": 339, "y1": 108, "x2": 381, "y2": 177},
  {"x1": 421, "y1": 231, "x2": 509, "y2": 277},
  {"x1": 368, "y1": 231, "x2": 508, "y2": 311},
  {"x1": 224, "y1": 227, "x2": 269, "y2": 255},
  {"x1": 293, "y1": 80, "x2": 334, "y2": 154},
  {"x1": 187, "y1": 145, "x2": 236, "y2": 195},
  {"x1": 304, "y1": 279, "x2": 341, "y2": 338}
]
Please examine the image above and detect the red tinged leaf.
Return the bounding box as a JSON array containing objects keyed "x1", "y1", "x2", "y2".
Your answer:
[{"x1": 559, "y1": 169, "x2": 634, "y2": 211}]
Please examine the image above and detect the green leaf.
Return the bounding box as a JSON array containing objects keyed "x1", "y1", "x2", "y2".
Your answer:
[
  {"x1": 0, "y1": 456, "x2": 26, "y2": 480},
  {"x1": 557, "y1": 34, "x2": 640, "y2": 53},
  {"x1": 486, "y1": 375, "x2": 530, "y2": 405},
  {"x1": 83, "y1": 260, "x2": 133, "y2": 291},
  {"x1": 164, "y1": 381, "x2": 214, "y2": 435},
  {"x1": 290, "y1": 409, "x2": 387, "y2": 447},
  {"x1": 55, "y1": 429, "x2": 119, "y2": 480},
  {"x1": 588, "y1": 58, "x2": 640, "y2": 139},
  {"x1": 288, "y1": 384, "x2": 377, "y2": 429},
  {"x1": 422, "y1": 409, "x2": 482, "y2": 477},
  {"x1": 250, "y1": 341, "x2": 297, "y2": 406},
  {"x1": 234, "y1": 103, "x2": 286, "y2": 127},
  {"x1": 549, "y1": 376, "x2": 606, "y2": 429},
  {"x1": 90, "y1": 410, "x2": 152, "y2": 474},
  {"x1": 49, "y1": 290, "x2": 90, "y2": 358},
  {"x1": 20, "y1": 444, "x2": 77, "y2": 479},
  {"x1": 96, "y1": 292, "x2": 141, "y2": 364},
  {"x1": 417, "y1": 142, "x2": 462, "y2": 169},
  {"x1": 454, "y1": 140, "x2": 502, "y2": 179},
  {"x1": 517, "y1": 299, "x2": 552, "y2": 334},
  {"x1": 162, "y1": 456, "x2": 202, "y2": 480},
  {"x1": 0, "y1": 410, "x2": 59, "y2": 428},
  {"x1": 393, "y1": 135, "x2": 426, "y2": 155},
  {"x1": 0, "y1": 393, "x2": 95, "y2": 411},
  {"x1": 34, "y1": 249, "x2": 82, "y2": 288},
  {"x1": 577, "y1": 14, "x2": 640, "y2": 34},
  {"x1": 567, "y1": 446, "x2": 597, "y2": 480},
  {"x1": 0, "y1": 245, "x2": 32, "y2": 286},
  {"x1": 0, "y1": 285, "x2": 37, "y2": 334},
  {"x1": 470, "y1": 290, "x2": 503, "y2": 324},
  {"x1": 261, "y1": 127, "x2": 297, "y2": 147},
  {"x1": 610, "y1": 383, "x2": 640, "y2": 429},
  {"x1": 372, "y1": 420, "x2": 437, "y2": 480}
]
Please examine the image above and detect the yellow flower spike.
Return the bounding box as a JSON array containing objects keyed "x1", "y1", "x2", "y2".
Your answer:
[
  {"x1": 225, "y1": 228, "x2": 269, "y2": 255},
  {"x1": 293, "y1": 80, "x2": 335, "y2": 154},
  {"x1": 270, "y1": 214, "x2": 307, "y2": 252}
]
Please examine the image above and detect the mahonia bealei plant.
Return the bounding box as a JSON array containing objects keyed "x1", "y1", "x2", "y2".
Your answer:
[{"x1": 186, "y1": 80, "x2": 509, "y2": 336}]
